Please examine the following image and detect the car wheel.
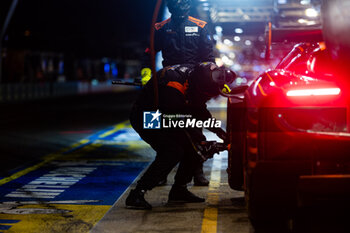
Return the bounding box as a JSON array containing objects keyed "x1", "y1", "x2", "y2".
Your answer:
[{"x1": 227, "y1": 99, "x2": 245, "y2": 191}]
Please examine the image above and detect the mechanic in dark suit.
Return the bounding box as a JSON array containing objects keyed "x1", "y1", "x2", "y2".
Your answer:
[
  {"x1": 140, "y1": 0, "x2": 215, "y2": 186},
  {"x1": 126, "y1": 62, "x2": 234, "y2": 209}
]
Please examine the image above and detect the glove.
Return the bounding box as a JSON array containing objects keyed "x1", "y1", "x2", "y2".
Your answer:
[
  {"x1": 221, "y1": 84, "x2": 232, "y2": 94},
  {"x1": 141, "y1": 68, "x2": 152, "y2": 86}
]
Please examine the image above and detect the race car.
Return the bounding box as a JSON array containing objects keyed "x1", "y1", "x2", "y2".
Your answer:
[{"x1": 226, "y1": 28, "x2": 350, "y2": 222}]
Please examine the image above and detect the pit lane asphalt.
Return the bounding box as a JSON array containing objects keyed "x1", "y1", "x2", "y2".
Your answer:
[
  {"x1": 0, "y1": 92, "x2": 348, "y2": 233},
  {"x1": 0, "y1": 90, "x2": 139, "y2": 177},
  {"x1": 0, "y1": 92, "x2": 252, "y2": 233}
]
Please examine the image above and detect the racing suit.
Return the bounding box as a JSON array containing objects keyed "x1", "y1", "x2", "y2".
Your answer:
[
  {"x1": 141, "y1": 15, "x2": 215, "y2": 83},
  {"x1": 130, "y1": 65, "x2": 214, "y2": 190},
  {"x1": 137, "y1": 15, "x2": 216, "y2": 187},
  {"x1": 139, "y1": 15, "x2": 216, "y2": 185},
  {"x1": 151, "y1": 16, "x2": 215, "y2": 67}
]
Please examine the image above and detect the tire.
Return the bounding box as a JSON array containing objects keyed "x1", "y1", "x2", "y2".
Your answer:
[
  {"x1": 246, "y1": 170, "x2": 294, "y2": 232},
  {"x1": 226, "y1": 99, "x2": 245, "y2": 191}
]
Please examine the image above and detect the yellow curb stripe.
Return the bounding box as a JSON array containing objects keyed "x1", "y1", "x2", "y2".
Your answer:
[
  {"x1": 202, "y1": 207, "x2": 218, "y2": 233},
  {"x1": 4, "y1": 204, "x2": 111, "y2": 233},
  {"x1": 0, "y1": 139, "x2": 90, "y2": 186},
  {"x1": 201, "y1": 154, "x2": 222, "y2": 233},
  {"x1": 0, "y1": 121, "x2": 130, "y2": 187},
  {"x1": 98, "y1": 121, "x2": 130, "y2": 138},
  {"x1": 0, "y1": 155, "x2": 58, "y2": 186}
]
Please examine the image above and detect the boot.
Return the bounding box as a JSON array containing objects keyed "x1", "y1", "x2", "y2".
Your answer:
[
  {"x1": 125, "y1": 189, "x2": 152, "y2": 210},
  {"x1": 168, "y1": 185, "x2": 205, "y2": 203},
  {"x1": 193, "y1": 167, "x2": 209, "y2": 186}
]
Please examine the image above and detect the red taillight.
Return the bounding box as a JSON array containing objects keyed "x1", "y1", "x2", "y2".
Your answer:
[{"x1": 286, "y1": 88, "x2": 341, "y2": 97}]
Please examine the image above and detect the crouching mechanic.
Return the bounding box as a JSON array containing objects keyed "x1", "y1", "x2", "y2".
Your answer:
[
  {"x1": 141, "y1": 0, "x2": 216, "y2": 186},
  {"x1": 126, "y1": 62, "x2": 236, "y2": 209}
]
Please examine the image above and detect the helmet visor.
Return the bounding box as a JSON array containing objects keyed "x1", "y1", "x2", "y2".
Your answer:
[{"x1": 211, "y1": 67, "x2": 236, "y2": 87}]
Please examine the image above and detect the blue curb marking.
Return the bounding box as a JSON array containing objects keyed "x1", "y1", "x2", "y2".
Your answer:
[
  {"x1": 0, "y1": 220, "x2": 20, "y2": 224},
  {"x1": 0, "y1": 220, "x2": 20, "y2": 232},
  {"x1": 0, "y1": 161, "x2": 148, "y2": 205},
  {"x1": 0, "y1": 225, "x2": 11, "y2": 230},
  {"x1": 0, "y1": 127, "x2": 149, "y2": 206}
]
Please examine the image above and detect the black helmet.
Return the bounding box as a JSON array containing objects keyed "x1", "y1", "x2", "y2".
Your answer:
[
  {"x1": 211, "y1": 66, "x2": 236, "y2": 87},
  {"x1": 167, "y1": 0, "x2": 192, "y2": 19},
  {"x1": 190, "y1": 62, "x2": 236, "y2": 99}
]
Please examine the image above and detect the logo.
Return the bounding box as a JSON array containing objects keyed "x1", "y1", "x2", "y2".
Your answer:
[
  {"x1": 166, "y1": 29, "x2": 176, "y2": 34},
  {"x1": 143, "y1": 110, "x2": 162, "y2": 129},
  {"x1": 185, "y1": 33, "x2": 200, "y2": 37},
  {"x1": 185, "y1": 26, "x2": 198, "y2": 33},
  {"x1": 142, "y1": 111, "x2": 222, "y2": 129}
]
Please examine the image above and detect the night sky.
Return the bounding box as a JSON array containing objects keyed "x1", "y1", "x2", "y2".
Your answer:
[{"x1": 1, "y1": 0, "x2": 160, "y2": 58}]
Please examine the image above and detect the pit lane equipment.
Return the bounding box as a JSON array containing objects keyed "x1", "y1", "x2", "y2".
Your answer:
[{"x1": 193, "y1": 141, "x2": 228, "y2": 162}]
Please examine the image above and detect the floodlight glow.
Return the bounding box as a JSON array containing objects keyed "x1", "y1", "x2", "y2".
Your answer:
[
  {"x1": 235, "y1": 28, "x2": 243, "y2": 34},
  {"x1": 300, "y1": 0, "x2": 311, "y2": 5},
  {"x1": 215, "y1": 26, "x2": 223, "y2": 33},
  {"x1": 221, "y1": 55, "x2": 234, "y2": 66},
  {"x1": 305, "y1": 8, "x2": 318, "y2": 18},
  {"x1": 224, "y1": 39, "x2": 233, "y2": 46},
  {"x1": 229, "y1": 52, "x2": 235, "y2": 59},
  {"x1": 298, "y1": 18, "x2": 317, "y2": 25}
]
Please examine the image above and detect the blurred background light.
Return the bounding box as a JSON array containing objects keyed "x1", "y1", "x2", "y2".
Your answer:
[
  {"x1": 111, "y1": 63, "x2": 118, "y2": 77},
  {"x1": 228, "y1": 52, "x2": 236, "y2": 59},
  {"x1": 235, "y1": 28, "x2": 243, "y2": 34},
  {"x1": 221, "y1": 55, "x2": 234, "y2": 66},
  {"x1": 223, "y1": 39, "x2": 234, "y2": 46},
  {"x1": 215, "y1": 26, "x2": 223, "y2": 34},
  {"x1": 305, "y1": 8, "x2": 318, "y2": 18},
  {"x1": 104, "y1": 63, "x2": 110, "y2": 73},
  {"x1": 300, "y1": 0, "x2": 311, "y2": 5}
]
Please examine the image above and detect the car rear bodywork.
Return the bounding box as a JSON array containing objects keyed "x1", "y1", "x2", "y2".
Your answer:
[{"x1": 227, "y1": 40, "x2": 350, "y2": 221}]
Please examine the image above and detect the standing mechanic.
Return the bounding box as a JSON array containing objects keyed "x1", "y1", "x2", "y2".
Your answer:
[
  {"x1": 126, "y1": 62, "x2": 235, "y2": 209},
  {"x1": 141, "y1": 0, "x2": 216, "y2": 186}
]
